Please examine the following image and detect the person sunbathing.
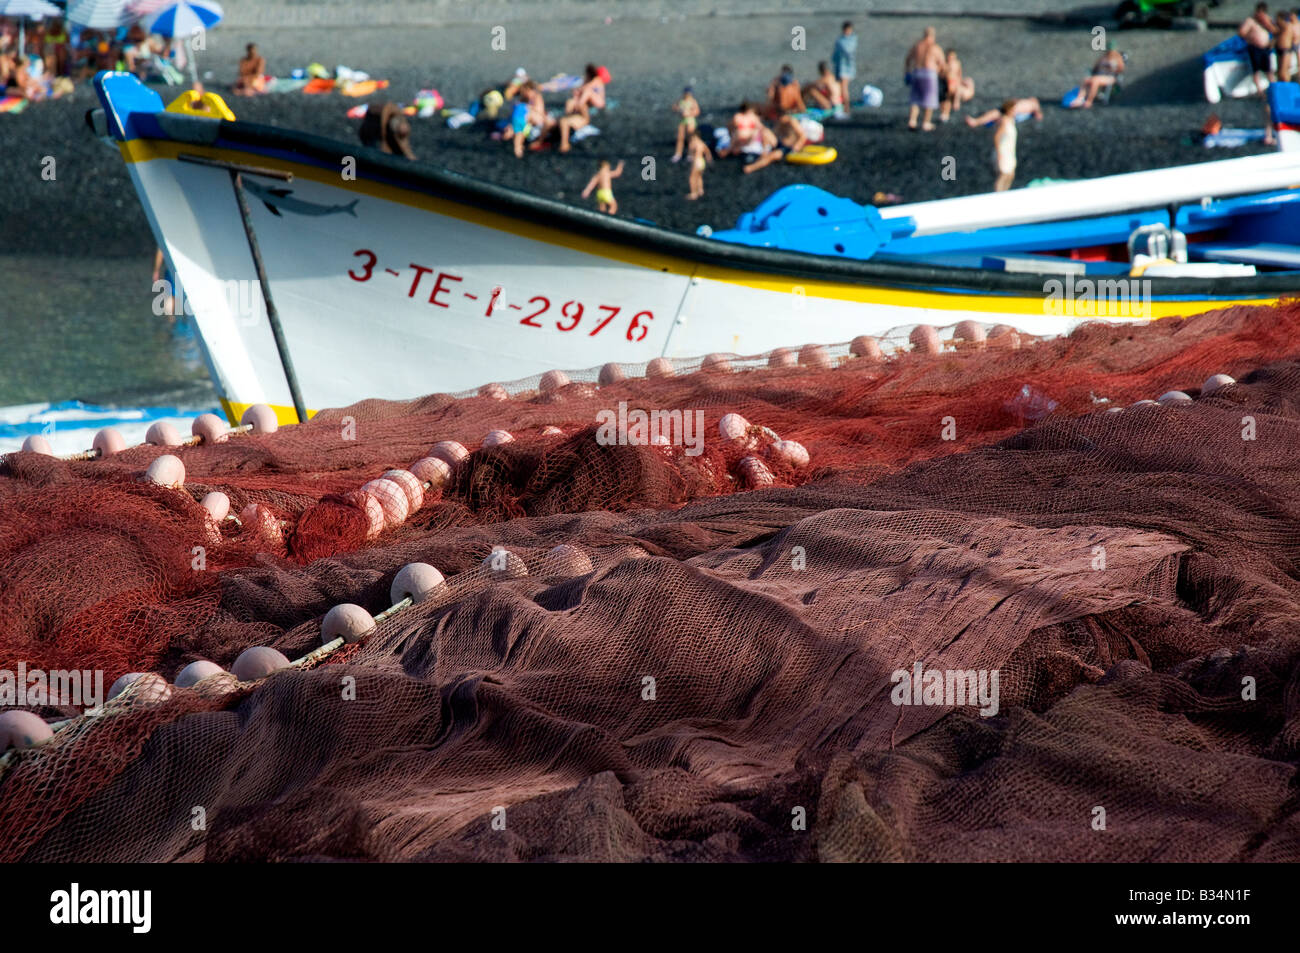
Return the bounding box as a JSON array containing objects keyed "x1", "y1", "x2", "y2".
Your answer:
[
  {"x1": 1067, "y1": 45, "x2": 1125, "y2": 108},
  {"x1": 234, "y1": 43, "x2": 268, "y2": 96},
  {"x1": 558, "y1": 63, "x2": 606, "y2": 153},
  {"x1": 965, "y1": 96, "x2": 1042, "y2": 126},
  {"x1": 720, "y1": 102, "x2": 784, "y2": 174},
  {"x1": 804, "y1": 61, "x2": 845, "y2": 116},
  {"x1": 766, "y1": 64, "x2": 805, "y2": 118}
]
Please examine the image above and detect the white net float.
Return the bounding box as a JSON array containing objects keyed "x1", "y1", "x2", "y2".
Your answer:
[
  {"x1": 21, "y1": 435, "x2": 53, "y2": 455},
  {"x1": 240, "y1": 503, "x2": 285, "y2": 547},
  {"x1": 539, "y1": 369, "x2": 570, "y2": 393},
  {"x1": 645, "y1": 357, "x2": 675, "y2": 378},
  {"x1": 850, "y1": 336, "x2": 883, "y2": 361},
  {"x1": 231, "y1": 646, "x2": 291, "y2": 682},
  {"x1": 547, "y1": 544, "x2": 594, "y2": 576},
  {"x1": 1158, "y1": 391, "x2": 1193, "y2": 404},
  {"x1": 381, "y1": 469, "x2": 424, "y2": 512},
  {"x1": 478, "y1": 383, "x2": 509, "y2": 400},
  {"x1": 798, "y1": 344, "x2": 832, "y2": 369},
  {"x1": 482, "y1": 546, "x2": 528, "y2": 578},
  {"x1": 175, "y1": 660, "x2": 225, "y2": 688},
  {"x1": 909, "y1": 325, "x2": 941, "y2": 355},
  {"x1": 410, "y1": 456, "x2": 452, "y2": 489},
  {"x1": 344, "y1": 489, "x2": 386, "y2": 539},
  {"x1": 768, "y1": 347, "x2": 797, "y2": 368},
  {"x1": 391, "y1": 562, "x2": 446, "y2": 604},
  {"x1": 200, "y1": 491, "x2": 231, "y2": 522},
  {"x1": 360, "y1": 479, "x2": 410, "y2": 528},
  {"x1": 719, "y1": 413, "x2": 750, "y2": 441},
  {"x1": 191, "y1": 413, "x2": 230, "y2": 445},
  {"x1": 737, "y1": 456, "x2": 775, "y2": 489},
  {"x1": 482, "y1": 430, "x2": 514, "y2": 448},
  {"x1": 93, "y1": 428, "x2": 127, "y2": 457},
  {"x1": 953, "y1": 320, "x2": 987, "y2": 345},
  {"x1": 240, "y1": 404, "x2": 279, "y2": 434},
  {"x1": 701, "y1": 353, "x2": 733, "y2": 374},
  {"x1": 107, "y1": 672, "x2": 172, "y2": 705},
  {"x1": 1202, "y1": 374, "x2": 1235, "y2": 395},
  {"x1": 0, "y1": 710, "x2": 53, "y2": 751},
  {"x1": 145, "y1": 422, "x2": 182, "y2": 447},
  {"x1": 769, "y1": 439, "x2": 810, "y2": 468},
  {"x1": 598, "y1": 363, "x2": 626, "y2": 386},
  {"x1": 429, "y1": 440, "x2": 469, "y2": 467},
  {"x1": 322, "y1": 603, "x2": 377, "y2": 645},
  {"x1": 143, "y1": 454, "x2": 185, "y2": 488}
]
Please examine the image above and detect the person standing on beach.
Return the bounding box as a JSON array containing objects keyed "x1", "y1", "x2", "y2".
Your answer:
[
  {"x1": 831, "y1": 21, "x2": 857, "y2": 112},
  {"x1": 671, "y1": 86, "x2": 700, "y2": 163},
  {"x1": 939, "y1": 48, "x2": 974, "y2": 122},
  {"x1": 1277, "y1": 11, "x2": 1297, "y2": 83},
  {"x1": 581, "y1": 159, "x2": 624, "y2": 214},
  {"x1": 685, "y1": 130, "x2": 711, "y2": 200},
  {"x1": 1240, "y1": 4, "x2": 1276, "y2": 89},
  {"x1": 905, "y1": 27, "x2": 944, "y2": 131},
  {"x1": 991, "y1": 99, "x2": 1018, "y2": 192}
]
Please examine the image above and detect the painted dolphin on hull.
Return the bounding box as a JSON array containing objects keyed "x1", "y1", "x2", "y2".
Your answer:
[{"x1": 243, "y1": 180, "x2": 360, "y2": 218}]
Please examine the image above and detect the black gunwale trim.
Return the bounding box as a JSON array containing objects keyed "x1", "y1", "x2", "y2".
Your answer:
[{"x1": 154, "y1": 112, "x2": 1300, "y2": 299}]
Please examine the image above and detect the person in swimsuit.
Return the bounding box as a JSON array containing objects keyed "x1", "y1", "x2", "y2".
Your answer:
[
  {"x1": 581, "y1": 159, "x2": 624, "y2": 214},
  {"x1": 685, "y1": 130, "x2": 712, "y2": 200},
  {"x1": 991, "y1": 99, "x2": 1018, "y2": 192},
  {"x1": 558, "y1": 63, "x2": 606, "y2": 153},
  {"x1": 1068, "y1": 45, "x2": 1125, "y2": 108},
  {"x1": 1276, "y1": 10, "x2": 1297, "y2": 83},
  {"x1": 804, "y1": 60, "x2": 845, "y2": 116},
  {"x1": 671, "y1": 86, "x2": 700, "y2": 163},
  {"x1": 766, "y1": 64, "x2": 806, "y2": 119},
  {"x1": 966, "y1": 96, "x2": 1042, "y2": 127},
  {"x1": 905, "y1": 27, "x2": 945, "y2": 131},
  {"x1": 939, "y1": 48, "x2": 975, "y2": 121},
  {"x1": 719, "y1": 102, "x2": 784, "y2": 173},
  {"x1": 831, "y1": 21, "x2": 857, "y2": 113},
  {"x1": 1240, "y1": 4, "x2": 1275, "y2": 90}
]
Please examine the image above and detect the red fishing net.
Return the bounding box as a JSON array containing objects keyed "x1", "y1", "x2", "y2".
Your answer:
[{"x1": 2, "y1": 303, "x2": 1300, "y2": 862}]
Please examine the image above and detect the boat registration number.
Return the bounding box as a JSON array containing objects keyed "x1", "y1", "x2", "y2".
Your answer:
[{"x1": 347, "y1": 248, "x2": 655, "y2": 342}]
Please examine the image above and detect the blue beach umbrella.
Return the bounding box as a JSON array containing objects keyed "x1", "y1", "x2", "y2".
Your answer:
[
  {"x1": 142, "y1": 0, "x2": 222, "y2": 84},
  {"x1": 0, "y1": 0, "x2": 61, "y2": 56}
]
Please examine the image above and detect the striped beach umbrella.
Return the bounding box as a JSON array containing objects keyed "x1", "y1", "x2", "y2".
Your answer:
[
  {"x1": 141, "y1": 1, "x2": 223, "y2": 86},
  {"x1": 66, "y1": 0, "x2": 135, "y2": 30},
  {"x1": 0, "y1": 0, "x2": 61, "y2": 55},
  {"x1": 141, "y1": 0, "x2": 223, "y2": 40}
]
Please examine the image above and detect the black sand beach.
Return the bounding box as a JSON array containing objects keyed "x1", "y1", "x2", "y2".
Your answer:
[{"x1": 0, "y1": 3, "x2": 1282, "y2": 403}]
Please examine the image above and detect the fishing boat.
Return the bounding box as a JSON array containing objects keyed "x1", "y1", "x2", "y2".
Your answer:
[{"x1": 93, "y1": 71, "x2": 1300, "y2": 425}]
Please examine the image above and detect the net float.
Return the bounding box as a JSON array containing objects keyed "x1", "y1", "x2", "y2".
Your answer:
[
  {"x1": 200, "y1": 491, "x2": 231, "y2": 522},
  {"x1": 1158, "y1": 390, "x2": 1192, "y2": 404},
  {"x1": 145, "y1": 421, "x2": 182, "y2": 447},
  {"x1": 769, "y1": 439, "x2": 810, "y2": 468},
  {"x1": 390, "y1": 562, "x2": 446, "y2": 604},
  {"x1": 343, "y1": 489, "x2": 386, "y2": 539},
  {"x1": 483, "y1": 546, "x2": 529, "y2": 578},
  {"x1": 360, "y1": 479, "x2": 410, "y2": 528},
  {"x1": 953, "y1": 320, "x2": 987, "y2": 346},
  {"x1": 21, "y1": 435, "x2": 53, "y2": 455},
  {"x1": 1202, "y1": 373, "x2": 1235, "y2": 395},
  {"x1": 143, "y1": 454, "x2": 185, "y2": 488},
  {"x1": 0, "y1": 711, "x2": 53, "y2": 751},
  {"x1": 380, "y1": 469, "x2": 424, "y2": 512},
  {"x1": 1130, "y1": 399, "x2": 1158, "y2": 407},
  {"x1": 231, "y1": 646, "x2": 291, "y2": 682},
  {"x1": 482, "y1": 430, "x2": 514, "y2": 448},
  {"x1": 239, "y1": 404, "x2": 279, "y2": 435},
  {"x1": 429, "y1": 440, "x2": 469, "y2": 467},
  {"x1": 645, "y1": 357, "x2": 675, "y2": 378},
  {"x1": 737, "y1": 456, "x2": 775, "y2": 488},
  {"x1": 539, "y1": 369, "x2": 570, "y2": 393},
  {"x1": 410, "y1": 456, "x2": 452, "y2": 489},
  {"x1": 547, "y1": 544, "x2": 594, "y2": 576},
  {"x1": 909, "y1": 325, "x2": 941, "y2": 355},
  {"x1": 92, "y1": 428, "x2": 127, "y2": 457},
  {"x1": 107, "y1": 672, "x2": 172, "y2": 705},
  {"x1": 240, "y1": 503, "x2": 285, "y2": 546},
  {"x1": 598, "y1": 363, "x2": 626, "y2": 386},
  {"x1": 798, "y1": 344, "x2": 832, "y2": 369},
  {"x1": 850, "y1": 336, "x2": 883, "y2": 361},
  {"x1": 541, "y1": 426, "x2": 564, "y2": 437},
  {"x1": 768, "y1": 347, "x2": 797, "y2": 368},
  {"x1": 719, "y1": 413, "x2": 750, "y2": 441},
  {"x1": 175, "y1": 660, "x2": 225, "y2": 688},
  {"x1": 479, "y1": 383, "x2": 509, "y2": 400},
  {"x1": 701, "y1": 353, "x2": 733, "y2": 373},
  {"x1": 321, "y1": 603, "x2": 377, "y2": 645},
  {"x1": 191, "y1": 413, "x2": 230, "y2": 445}
]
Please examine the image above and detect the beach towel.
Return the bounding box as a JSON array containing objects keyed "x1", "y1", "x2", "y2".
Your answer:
[
  {"x1": 302, "y1": 78, "x2": 335, "y2": 94},
  {"x1": 571, "y1": 124, "x2": 600, "y2": 142},
  {"x1": 340, "y1": 80, "x2": 389, "y2": 98},
  {"x1": 0, "y1": 96, "x2": 28, "y2": 114},
  {"x1": 539, "y1": 73, "x2": 582, "y2": 92},
  {"x1": 266, "y1": 77, "x2": 311, "y2": 94},
  {"x1": 1203, "y1": 127, "x2": 1270, "y2": 148}
]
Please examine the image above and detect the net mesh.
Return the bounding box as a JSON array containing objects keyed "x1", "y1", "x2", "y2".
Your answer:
[{"x1": 3, "y1": 304, "x2": 1300, "y2": 862}]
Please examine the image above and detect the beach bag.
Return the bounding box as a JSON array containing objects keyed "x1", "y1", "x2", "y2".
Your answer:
[{"x1": 861, "y1": 84, "x2": 883, "y2": 107}]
